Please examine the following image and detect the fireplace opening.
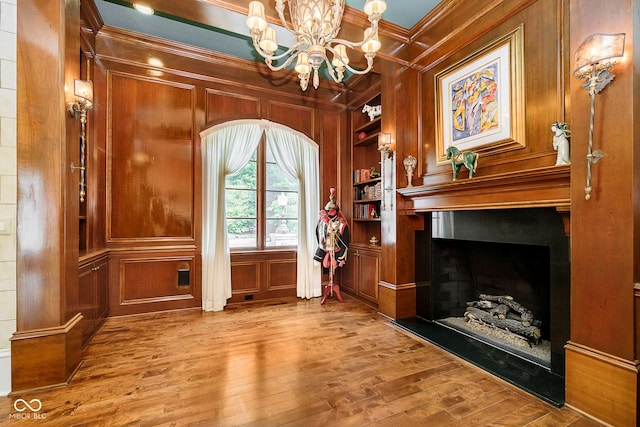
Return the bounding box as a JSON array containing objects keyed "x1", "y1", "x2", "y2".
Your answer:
[
  {"x1": 398, "y1": 208, "x2": 570, "y2": 406},
  {"x1": 432, "y1": 238, "x2": 551, "y2": 368}
]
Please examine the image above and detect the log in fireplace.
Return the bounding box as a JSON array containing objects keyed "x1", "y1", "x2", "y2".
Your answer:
[{"x1": 397, "y1": 208, "x2": 570, "y2": 405}]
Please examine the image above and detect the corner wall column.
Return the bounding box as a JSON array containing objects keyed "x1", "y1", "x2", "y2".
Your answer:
[
  {"x1": 566, "y1": 1, "x2": 639, "y2": 425},
  {"x1": 12, "y1": 0, "x2": 82, "y2": 392}
]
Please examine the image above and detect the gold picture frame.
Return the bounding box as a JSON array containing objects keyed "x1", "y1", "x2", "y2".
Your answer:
[{"x1": 435, "y1": 26, "x2": 526, "y2": 163}]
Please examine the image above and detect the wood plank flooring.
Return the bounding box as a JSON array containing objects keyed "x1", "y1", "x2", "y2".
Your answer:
[{"x1": 1, "y1": 296, "x2": 601, "y2": 426}]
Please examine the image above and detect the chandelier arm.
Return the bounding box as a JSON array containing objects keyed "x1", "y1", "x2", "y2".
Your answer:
[
  {"x1": 332, "y1": 25, "x2": 379, "y2": 49},
  {"x1": 322, "y1": 59, "x2": 342, "y2": 84},
  {"x1": 264, "y1": 51, "x2": 302, "y2": 72},
  {"x1": 342, "y1": 56, "x2": 375, "y2": 75},
  {"x1": 337, "y1": 18, "x2": 378, "y2": 39},
  {"x1": 331, "y1": 38, "x2": 365, "y2": 49},
  {"x1": 251, "y1": 38, "x2": 307, "y2": 63}
]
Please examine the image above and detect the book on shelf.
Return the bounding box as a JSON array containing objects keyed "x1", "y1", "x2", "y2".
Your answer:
[
  {"x1": 353, "y1": 168, "x2": 377, "y2": 183},
  {"x1": 353, "y1": 203, "x2": 380, "y2": 219},
  {"x1": 353, "y1": 181, "x2": 382, "y2": 201}
]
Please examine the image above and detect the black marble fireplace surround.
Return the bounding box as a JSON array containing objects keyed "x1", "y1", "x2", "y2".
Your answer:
[{"x1": 395, "y1": 208, "x2": 570, "y2": 406}]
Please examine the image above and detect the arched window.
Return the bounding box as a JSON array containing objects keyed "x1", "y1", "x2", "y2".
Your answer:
[
  {"x1": 226, "y1": 140, "x2": 299, "y2": 249},
  {"x1": 200, "y1": 120, "x2": 321, "y2": 311}
]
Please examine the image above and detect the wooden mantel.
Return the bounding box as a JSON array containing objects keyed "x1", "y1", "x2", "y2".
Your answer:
[{"x1": 397, "y1": 165, "x2": 570, "y2": 213}]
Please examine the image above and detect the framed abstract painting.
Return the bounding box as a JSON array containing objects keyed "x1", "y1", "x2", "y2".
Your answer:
[{"x1": 435, "y1": 26, "x2": 526, "y2": 163}]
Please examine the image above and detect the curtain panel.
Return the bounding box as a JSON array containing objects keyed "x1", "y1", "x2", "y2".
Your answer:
[{"x1": 200, "y1": 120, "x2": 321, "y2": 311}]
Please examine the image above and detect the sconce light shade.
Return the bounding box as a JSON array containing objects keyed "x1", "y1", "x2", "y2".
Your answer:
[
  {"x1": 574, "y1": 33, "x2": 625, "y2": 75},
  {"x1": 378, "y1": 133, "x2": 394, "y2": 161},
  {"x1": 378, "y1": 132, "x2": 389, "y2": 146},
  {"x1": 74, "y1": 79, "x2": 94, "y2": 105}
]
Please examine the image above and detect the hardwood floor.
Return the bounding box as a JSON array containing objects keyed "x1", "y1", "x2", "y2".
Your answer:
[{"x1": 1, "y1": 296, "x2": 600, "y2": 426}]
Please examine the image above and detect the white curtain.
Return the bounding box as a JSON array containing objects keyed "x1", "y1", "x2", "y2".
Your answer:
[
  {"x1": 200, "y1": 120, "x2": 263, "y2": 311},
  {"x1": 200, "y1": 119, "x2": 321, "y2": 311},
  {"x1": 265, "y1": 124, "x2": 321, "y2": 299}
]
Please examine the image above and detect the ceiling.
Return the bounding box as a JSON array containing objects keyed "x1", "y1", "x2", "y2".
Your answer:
[{"x1": 94, "y1": 0, "x2": 443, "y2": 65}]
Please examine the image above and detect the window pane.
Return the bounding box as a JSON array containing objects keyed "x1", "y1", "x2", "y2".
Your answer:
[
  {"x1": 266, "y1": 191, "x2": 298, "y2": 220},
  {"x1": 226, "y1": 182, "x2": 256, "y2": 248},
  {"x1": 228, "y1": 219, "x2": 257, "y2": 248},
  {"x1": 266, "y1": 163, "x2": 298, "y2": 191},
  {"x1": 266, "y1": 219, "x2": 298, "y2": 247},
  {"x1": 226, "y1": 160, "x2": 256, "y2": 189},
  {"x1": 226, "y1": 189, "x2": 257, "y2": 218},
  {"x1": 266, "y1": 145, "x2": 298, "y2": 191}
]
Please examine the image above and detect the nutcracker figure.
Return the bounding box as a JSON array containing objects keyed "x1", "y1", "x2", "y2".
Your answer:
[{"x1": 314, "y1": 188, "x2": 350, "y2": 304}]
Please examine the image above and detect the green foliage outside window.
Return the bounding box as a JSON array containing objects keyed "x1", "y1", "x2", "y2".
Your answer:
[{"x1": 226, "y1": 144, "x2": 299, "y2": 248}]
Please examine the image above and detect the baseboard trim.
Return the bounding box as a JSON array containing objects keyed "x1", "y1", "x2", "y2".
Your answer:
[
  {"x1": 10, "y1": 314, "x2": 83, "y2": 393},
  {"x1": 565, "y1": 341, "x2": 638, "y2": 426}
]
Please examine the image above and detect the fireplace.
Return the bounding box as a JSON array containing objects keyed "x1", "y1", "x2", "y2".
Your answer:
[
  {"x1": 398, "y1": 208, "x2": 570, "y2": 405},
  {"x1": 432, "y1": 238, "x2": 552, "y2": 367}
]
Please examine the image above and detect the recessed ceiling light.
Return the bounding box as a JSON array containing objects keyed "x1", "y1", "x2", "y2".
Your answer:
[{"x1": 133, "y1": 4, "x2": 154, "y2": 15}]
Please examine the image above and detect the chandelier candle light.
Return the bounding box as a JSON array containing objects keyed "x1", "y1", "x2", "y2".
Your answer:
[{"x1": 246, "y1": 0, "x2": 387, "y2": 91}]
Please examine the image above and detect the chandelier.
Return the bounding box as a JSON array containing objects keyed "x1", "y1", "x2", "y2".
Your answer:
[{"x1": 246, "y1": 0, "x2": 387, "y2": 91}]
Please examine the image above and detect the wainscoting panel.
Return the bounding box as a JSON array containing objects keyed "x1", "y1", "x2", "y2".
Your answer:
[
  {"x1": 109, "y1": 251, "x2": 200, "y2": 316},
  {"x1": 266, "y1": 259, "x2": 297, "y2": 290},
  {"x1": 230, "y1": 261, "x2": 261, "y2": 294},
  {"x1": 229, "y1": 251, "x2": 297, "y2": 303}
]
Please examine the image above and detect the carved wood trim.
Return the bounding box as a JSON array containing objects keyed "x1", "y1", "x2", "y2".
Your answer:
[
  {"x1": 397, "y1": 165, "x2": 570, "y2": 212},
  {"x1": 10, "y1": 313, "x2": 83, "y2": 341},
  {"x1": 379, "y1": 281, "x2": 416, "y2": 291}
]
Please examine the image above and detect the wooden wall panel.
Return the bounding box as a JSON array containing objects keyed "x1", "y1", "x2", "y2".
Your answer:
[
  {"x1": 108, "y1": 251, "x2": 200, "y2": 316},
  {"x1": 267, "y1": 260, "x2": 296, "y2": 289},
  {"x1": 267, "y1": 101, "x2": 314, "y2": 138},
  {"x1": 108, "y1": 73, "x2": 195, "y2": 241},
  {"x1": 94, "y1": 24, "x2": 346, "y2": 313},
  {"x1": 230, "y1": 262, "x2": 260, "y2": 293},
  {"x1": 565, "y1": 0, "x2": 638, "y2": 423},
  {"x1": 418, "y1": 0, "x2": 565, "y2": 188},
  {"x1": 120, "y1": 257, "x2": 195, "y2": 301},
  {"x1": 319, "y1": 109, "x2": 345, "y2": 202},
  {"x1": 565, "y1": 343, "x2": 638, "y2": 427},
  {"x1": 13, "y1": 0, "x2": 84, "y2": 393},
  {"x1": 228, "y1": 251, "x2": 297, "y2": 303},
  {"x1": 205, "y1": 89, "x2": 261, "y2": 125}
]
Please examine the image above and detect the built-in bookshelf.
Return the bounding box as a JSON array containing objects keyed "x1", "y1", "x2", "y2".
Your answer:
[
  {"x1": 344, "y1": 90, "x2": 383, "y2": 304},
  {"x1": 353, "y1": 177, "x2": 381, "y2": 220},
  {"x1": 351, "y1": 93, "x2": 382, "y2": 245}
]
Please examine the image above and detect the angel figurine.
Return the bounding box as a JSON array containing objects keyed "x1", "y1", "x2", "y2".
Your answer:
[
  {"x1": 403, "y1": 155, "x2": 417, "y2": 187},
  {"x1": 551, "y1": 122, "x2": 570, "y2": 165}
]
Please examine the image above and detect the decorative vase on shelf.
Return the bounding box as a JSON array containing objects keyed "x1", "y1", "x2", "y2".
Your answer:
[{"x1": 369, "y1": 236, "x2": 378, "y2": 246}]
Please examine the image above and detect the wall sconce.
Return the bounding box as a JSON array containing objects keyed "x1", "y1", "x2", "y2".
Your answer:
[
  {"x1": 377, "y1": 132, "x2": 394, "y2": 158},
  {"x1": 377, "y1": 133, "x2": 394, "y2": 210},
  {"x1": 68, "y1": 79, "x2": 94, "y2": 203},
  {"x1": 574, "y1": 32, "x2": 625, "y2": 200}
]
